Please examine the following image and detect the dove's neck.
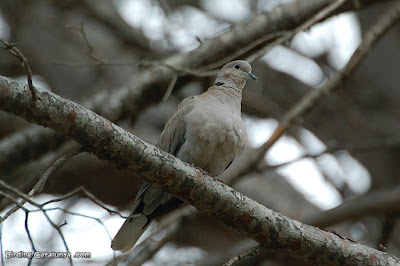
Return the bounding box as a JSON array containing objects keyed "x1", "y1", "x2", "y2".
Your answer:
[
  {"x1": 207, "y1": 82, "x2": 244, "y2": 112},
  {"x1": 215, "y1": 72, "x2": 247, "y2": 89}
]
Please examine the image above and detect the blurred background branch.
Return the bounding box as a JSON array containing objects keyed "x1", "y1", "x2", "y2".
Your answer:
[{"x1": 1, "y1": 0, "x2": 400, "y2": 265}]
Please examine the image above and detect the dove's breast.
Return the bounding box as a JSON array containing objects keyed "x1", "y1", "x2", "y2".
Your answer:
[{"x1": 176, "y1": 100, "x2": 247, "y2": 176}]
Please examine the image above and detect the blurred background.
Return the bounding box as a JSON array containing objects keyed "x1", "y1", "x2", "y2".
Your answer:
[{"x1": 0, "y1": 0, "x2": 399, "y2": 265}]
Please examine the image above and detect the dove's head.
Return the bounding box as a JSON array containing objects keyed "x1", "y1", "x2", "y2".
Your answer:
[{"x1": 215, "y1": 60, "x2": 257, "y2": 89}]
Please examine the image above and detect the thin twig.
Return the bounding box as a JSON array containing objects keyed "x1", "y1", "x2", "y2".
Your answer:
[
  {"x1": 36, "y1": 149, "x2": 83, "y2": 193},
  {"x1": 0, "y1": 38, "x2": 38, "y2": 101},
  {"x1": 0, "y1": 180, "x2": 74, "y2": 264},
  {"x1": 67, "y1": 23, "x2": 107, "y2": 64},
  {"x1": 0, "y1": 148, "x2": 82, "y2": 224},
  {"x1": 42, "y1": 210, "x2": 73, "y2": 265},
  {"x1": 162, "y1": 74, "x2": 178, "y2": 101},
  {"x1": 0, "y1": 189, "x2": 30, "y2": 212},
  {"x1": 40, "y1": 186, "x2": 126, "y2": 218},
  {"x1": 222, "y1": 245, "x2": 264, "y2": 266},
  {"x1": 0, "y1": 181, "x2": 125, "y2": 265},
  {"x1": 247, "y1": 0, "x2": 348, "y2": 63},
  {"x1": 37, "y1": 207, "x2": 114, "y2": 242},
  {"x1": 24, "y1": 212, "x2": 36, "y2": 266},
  {"x1": 188, "y1": 31, "x2": 288, "y2": 72}
]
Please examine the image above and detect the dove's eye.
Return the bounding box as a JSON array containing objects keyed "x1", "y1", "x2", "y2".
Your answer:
[{"x1": 233, "y1": 64, "x2": 240, "y2": 69}]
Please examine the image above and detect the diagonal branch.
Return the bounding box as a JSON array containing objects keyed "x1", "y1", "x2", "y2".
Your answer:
[{"x1": 0, "y1": 79, "x2": 399, "y2": 264}]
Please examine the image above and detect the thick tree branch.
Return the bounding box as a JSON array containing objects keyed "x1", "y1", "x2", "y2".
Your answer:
[{"x1": 0, "y1": 77, "x2": 399, "y2": 265}]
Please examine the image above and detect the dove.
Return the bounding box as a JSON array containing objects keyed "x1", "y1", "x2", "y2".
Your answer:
[{"x1": 111, "y1": 60, "x2": 257, "y2": 252}]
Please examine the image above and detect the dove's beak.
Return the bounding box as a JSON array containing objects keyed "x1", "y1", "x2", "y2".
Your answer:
[{"x1": 247, "y1": 72, "x2": 258, "y2": 81}]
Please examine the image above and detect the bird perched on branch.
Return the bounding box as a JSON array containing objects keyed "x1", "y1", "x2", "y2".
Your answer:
[{"x1": 111, "y1": 60, "x2": 257, "y2": 252}]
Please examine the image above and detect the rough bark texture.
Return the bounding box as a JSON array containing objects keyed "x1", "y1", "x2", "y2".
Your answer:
[{"x1": 1, "y1": 76, "x2": 399, "y2": 265}]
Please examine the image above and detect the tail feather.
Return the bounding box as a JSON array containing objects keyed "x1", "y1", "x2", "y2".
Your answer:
[
  {"x1": 111, "y1": 183, "x2": 183, "y2": 253},
  {"x1": 111, "y1": 214, "x2": 149, "y2": 253}
]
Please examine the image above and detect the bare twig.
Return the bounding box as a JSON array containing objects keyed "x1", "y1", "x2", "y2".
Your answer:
[
  {"x1": 0, "y1": 147, "x2": 82, "y2": 224},
  {"x1": 24, "y1": 212, "x2": 36, "y2": 266},
  {"x1": 40, "y1": 186, "x2": 126, "y2": 218},
  {"x1": 0, "y1": 181, "x2": 120, "y2": 264},
  {"x1": 186, "y1": 31, "x2": 287, "y2": 73},
  {"x1": 0, "y1": 38, "x2": 38, "y2": 101},
  {"x1": 68, "y1": 23, "x2": 108, "y2": 64},
  {"x1": 247, "y1": 0, "x2": 348, "y2": 63},
  {"x1": 0, "y1": 189, "x2": 30, "y2": 212},
  {"x1": 0, "y1": 183, "x2": 118, "y2": 263},
  {"x1": 42, "y1": 211, "x2": 72, "y2": 265},
  {"x1": 0, "y1": 181, "x2": 73, "y2": 265},
  {"x1": 37, "y1": 207, "x2": 115, "y2": 243},
  {"x1": 35, "y1": 149, "x2": 83, "y2": 193},
  {"x1": 222, "y1": 245, "x2": 264, "y2": 266},
  {"x1": 162, "y1": 74, "x2": 178, "y2": 101}
]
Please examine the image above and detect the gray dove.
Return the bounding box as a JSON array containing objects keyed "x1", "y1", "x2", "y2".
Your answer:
[{"x1": 111, "y1": 60, "x2": 257, "y2": 252}]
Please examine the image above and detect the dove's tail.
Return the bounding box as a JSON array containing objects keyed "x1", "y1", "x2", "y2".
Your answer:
[
  {"x1": 111, "y1": 213, "x2": 149, "y2": 253},
  {"x1": 111, "y1": 182, "x2": 183, "y2": 253}
]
